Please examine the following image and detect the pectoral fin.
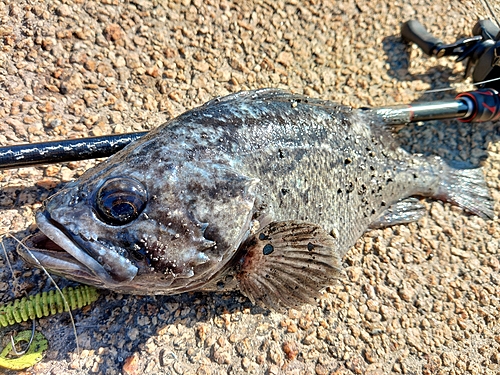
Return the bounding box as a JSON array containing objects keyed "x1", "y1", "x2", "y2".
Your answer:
[{"x1": 234, "y1": 221, "x2": 341, "y2": 310}]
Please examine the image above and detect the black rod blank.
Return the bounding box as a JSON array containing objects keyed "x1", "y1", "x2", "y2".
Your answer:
[{"x1": 0, "y1": 132, "x2": 147, "y2": 170}]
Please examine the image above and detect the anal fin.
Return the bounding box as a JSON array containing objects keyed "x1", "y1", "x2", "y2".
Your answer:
[
  {"x1": 369, "y1": 198, "x2": 426, "y2": 229},
  {"x1": 235, "y1": 221, "x2": 341, "y2": 310}
]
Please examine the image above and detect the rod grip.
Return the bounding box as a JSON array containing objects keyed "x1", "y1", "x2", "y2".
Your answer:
[
  {"x1": 401, "y1": 20, "x2": 443, "y2": 56},
  {"x1": 456, "y1": 89, "x2": 500, "y2": 122}
]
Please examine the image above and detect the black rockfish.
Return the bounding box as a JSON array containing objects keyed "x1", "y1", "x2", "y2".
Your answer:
[{"x1": 20, "y1": 89, "x2": 495, "y2": 309}]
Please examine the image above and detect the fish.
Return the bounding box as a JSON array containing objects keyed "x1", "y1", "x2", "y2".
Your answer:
[{"x1": 19, "y1": 89, "x2": 495, "y2": 309}]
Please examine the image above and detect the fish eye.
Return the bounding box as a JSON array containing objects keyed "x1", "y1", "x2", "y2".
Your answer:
[{"x1": 95, "y1": 177, "x2": 147, "y2": 226}]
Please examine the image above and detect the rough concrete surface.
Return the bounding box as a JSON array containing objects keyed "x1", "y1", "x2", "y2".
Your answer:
[{"x1": 0, "y1": 0, "x2": 499, "y2": 374}]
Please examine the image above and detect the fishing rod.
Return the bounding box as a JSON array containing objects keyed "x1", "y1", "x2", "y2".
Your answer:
[
  {"x1": 1, "y1": 18, "x2": 499, "y2": 170},
  {"x1": 0, "y1": 132, "x2": 148, "y2": 170},
  {"x1": 0, "y1": 88, "x2": 498, "y2": 170},
  {"x1": 373, "y1": 88, "x2": 500, "y2": 124}
]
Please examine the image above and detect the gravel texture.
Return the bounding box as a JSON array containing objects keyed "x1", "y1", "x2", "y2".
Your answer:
[{"x1": 0, "y1": 0, "x2": 499, "y2": 374}]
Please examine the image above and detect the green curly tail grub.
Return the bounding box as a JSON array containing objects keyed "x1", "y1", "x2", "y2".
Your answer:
[
  {"x1": 0, "y1": 330, "x2": 48, "y2": 370},
  {"x1": 0, "y1": 286, "x2": 99, "y2": 327}
]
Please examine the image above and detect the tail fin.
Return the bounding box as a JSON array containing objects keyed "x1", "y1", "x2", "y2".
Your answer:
[{"x1": 437, "y1": 165, "x2": 495, "y2": 220}]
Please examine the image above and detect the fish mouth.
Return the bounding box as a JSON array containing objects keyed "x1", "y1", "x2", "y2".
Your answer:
[{"x1": 19, "y1": 211, "x2": 138, "y2": 287}]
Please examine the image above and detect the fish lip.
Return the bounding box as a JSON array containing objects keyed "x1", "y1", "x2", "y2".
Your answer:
[
  {"x1": 27, "y1": 211, "x2": 127, "y2": 286},
  {"x1": 19, "y1": 234, "x2": 106, "y2": 287}
]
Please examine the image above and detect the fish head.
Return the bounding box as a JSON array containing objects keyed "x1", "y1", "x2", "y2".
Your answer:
[{"x1": 20, "y1": 150, "x2": 259, "y2": 294}]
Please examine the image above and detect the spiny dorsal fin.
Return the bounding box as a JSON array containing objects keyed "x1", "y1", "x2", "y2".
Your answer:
[{"x1": 235, "y1": 221, "x2": 341, "y2": 310}]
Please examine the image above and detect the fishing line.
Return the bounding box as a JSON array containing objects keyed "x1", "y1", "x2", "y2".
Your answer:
[
  {"x1": 0, "y1": 329, "x2": 48, "y2": 370},
  {"x1": 7, "y1": 234, "x2": 82, "y2": 364},
  {"x1": 423, "y1": 86, "x2": 468, "y2": 94},
  {"x1": 1, "y1": 235, "x2": 36, "y2": 359},
  {"x1": 422, "y1": 77, "x2": 500, "y2": 94},
  {"x1": 478, "y1": 0, "x2": 500, "y2": 27},
  {"x1": 1, "y1": 238, "x2": 18, "y2": 293},
  {"x1": 8, "y1": 320, "x2": 36, "y2": 356}
]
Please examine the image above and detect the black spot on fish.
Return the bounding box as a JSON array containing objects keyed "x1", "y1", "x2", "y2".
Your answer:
[
  {"x1": 129, "y1": 248, "x2": 146, "y2": 261},
  {"x1": 263, "y1": 244, "x2": 274, "y2": 255},
  {"x1": 337, "y1": 188, "x2": 342, "y2": 194},
  {"x1": 307, "y1": 242, "x2": 315, "y2": 251},
  {"x1": 281, "y1": 188, "x2": 289, "y2": 195},
  {"x1": 259, "y1": 233, "x2": 270, "y2": 241},
  {"x1": 344, "y1": 158, "x2": 352, "y2": 165}
]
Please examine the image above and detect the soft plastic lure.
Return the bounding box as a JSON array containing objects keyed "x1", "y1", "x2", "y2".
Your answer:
[
  {"x1": 0, "y1": 285, "x2": 99, "y2": 327},
  {"x1": 0, "y1": 330, "x2": 48, "y2": 370}
]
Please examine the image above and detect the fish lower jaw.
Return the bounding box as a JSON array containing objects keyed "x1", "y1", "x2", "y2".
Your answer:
[
  {"x1": 24, "y1": 211, "x2": 134, "y2": 287},
  {"x1": 17, "y1": 239, "x2": 106, "y2": 287}
]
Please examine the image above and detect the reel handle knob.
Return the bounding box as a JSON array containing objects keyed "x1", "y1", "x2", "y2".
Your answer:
[{"x1": 472, "y1": 19, "x2": 500, "y2": 40}]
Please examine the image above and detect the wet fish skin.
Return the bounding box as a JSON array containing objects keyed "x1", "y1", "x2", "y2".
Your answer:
[{"x1": 19, "y1": 89, "x2": 495, "y2": 309}]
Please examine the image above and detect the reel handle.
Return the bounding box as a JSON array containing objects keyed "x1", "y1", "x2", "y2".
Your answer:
[
  {"x1": 401, "y1": 20, "x2": 443, "y2": 56},
  {"x1": 472, "y1": 19, "x2": 500, "y2": 40}
]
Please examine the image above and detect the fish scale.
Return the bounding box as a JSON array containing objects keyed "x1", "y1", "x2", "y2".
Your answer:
[
  {"x1": 219, "y1": 92, "x2": 435, "y2": 255},
  {"x1": 19, "y1": 89, "x2": 494, "y2": 309}
]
